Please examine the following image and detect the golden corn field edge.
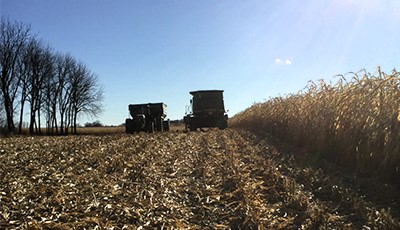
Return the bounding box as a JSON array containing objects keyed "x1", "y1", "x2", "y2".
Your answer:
[
  {"x1": 1, "y1": 130, "x2": 399, "y2": 229},
  {"x1": 230, "y1": 68, "x2": 400, "y2": 184}
]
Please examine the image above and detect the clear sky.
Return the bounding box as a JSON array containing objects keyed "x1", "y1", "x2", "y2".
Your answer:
[{"x1": 1, "y1": 0, "x2": 399, "y2": 125}]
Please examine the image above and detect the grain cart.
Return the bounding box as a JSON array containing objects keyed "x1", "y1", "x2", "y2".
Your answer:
[
  {"x1": 183, "y1": 90, "x2": 228, "y2": 131},
  {"x1": 125, "y1": 103, "x2": 169, "y2": 133}
]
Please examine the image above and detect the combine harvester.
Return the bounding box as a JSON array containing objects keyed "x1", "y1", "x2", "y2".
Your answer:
[
  {"x1": 184, "y1": 90, "x2": 228, "y2": 131},
  {"x1": 125, "y1": 103, "x2": 169, "y2": 133}
]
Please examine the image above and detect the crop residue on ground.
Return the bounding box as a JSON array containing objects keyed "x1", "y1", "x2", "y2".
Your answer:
[{"x1": 0, "y1": 130, "x2": 399, "y2": 229}]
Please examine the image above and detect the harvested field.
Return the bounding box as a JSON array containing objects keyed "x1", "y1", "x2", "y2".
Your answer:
[{"x1": 1, "y1": 130, "x2": 399, "y2": 229}]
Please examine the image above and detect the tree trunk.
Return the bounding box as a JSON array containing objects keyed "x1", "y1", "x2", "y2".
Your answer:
[
  {"x1": 60, "y1": 112, "x2": 64, "y2": 135},
  {"x1": 18, "y1": 99, "x2": 25, "y2": 134},
  {"x1": 37, "y1": 108, "x2": 41, "y2": 134},
  {"x1": 4, "y1": 96, "x2": 15, "y2": 134},
  {"x1": 73, "y1": 111, "x2": 77, "y2": 134},
  {"x1": 29, "y1": 108, "x2": 35, "y2": 134}
]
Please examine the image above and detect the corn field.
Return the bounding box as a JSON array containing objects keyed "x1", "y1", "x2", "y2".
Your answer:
[
  {"x1": 230, "y1": 68, "x2": 400, "y2": 183},
  {"x1": 1, "y1": 68, "x2": 400, "y2": 228}
]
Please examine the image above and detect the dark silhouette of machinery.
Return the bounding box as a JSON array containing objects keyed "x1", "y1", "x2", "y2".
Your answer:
[
  {"x1": 183, "y1": 90, "x2": 228, "y2": 131},
  {"x1": 125, "y1": 103, "x2": 169, "y2": 133}
]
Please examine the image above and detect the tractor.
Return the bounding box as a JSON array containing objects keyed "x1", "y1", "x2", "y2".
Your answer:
[{"x1": 125, "y1": 103, "x2": 169, "y2": 133}]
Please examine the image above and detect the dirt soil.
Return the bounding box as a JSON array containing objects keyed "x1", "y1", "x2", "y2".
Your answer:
[{"x1": 1, "y1": 129, "x2": 399, "y2": 229}]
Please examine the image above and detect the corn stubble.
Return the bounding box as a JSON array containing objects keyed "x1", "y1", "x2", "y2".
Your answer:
[{"x1": 1, "y1": 129, "x2": 399, "y2": 229}]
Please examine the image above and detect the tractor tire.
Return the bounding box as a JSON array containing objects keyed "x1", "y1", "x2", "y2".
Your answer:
[
  {"x1": 218, "y1": 115, "x2": 228, "y2": 130},
  {"x1": 219, "y1": 118, "x2": 228, "y2": 130},
  {"x1": 189, "y1": 123, "x2": 196, "y2": 131},
  {"x1": 125, "y1": 119, "x2": 134, "y2": 134},
  {"x1": 155, "y1": 118, "x2": 163, "y2": 132},
  {"x1": 163, "y1": 120, "x2": 170, "y2": 131},
  {"x1": 147, "y1": 121, "x2": 154, "y2": 133}
]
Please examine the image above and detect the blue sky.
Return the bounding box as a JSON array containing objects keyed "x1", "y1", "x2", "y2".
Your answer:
[{"x1": 1, "y1": 0, "x2": 400, "y2": 125}]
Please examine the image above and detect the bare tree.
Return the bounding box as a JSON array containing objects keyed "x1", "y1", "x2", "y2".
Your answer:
[
  {"x1": 26, "y1": 40, "x2": 53, "y2": 135},
  {"x1": 55, "y1": 53, "x2": 74, "y2": 135},
  {"x1": 0, "y1": 18, "x2": 31, "y2": 133},
  {"x1": 69, "y1": 62, "x2": 103, "y2": 134},
  {"x1": 42, "y1": 52, "x2": 57, "y2": 135},
  {"x1": 1, "y1": 18, "x2": 103, "y2": 135},
  {"x1": 17, "y1": 38, "x2": 32, "y2": 134}
]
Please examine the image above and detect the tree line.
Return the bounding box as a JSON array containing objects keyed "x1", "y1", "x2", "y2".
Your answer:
[{"x1": 0, "y1": 18, "x2": 103, "y2": 135}]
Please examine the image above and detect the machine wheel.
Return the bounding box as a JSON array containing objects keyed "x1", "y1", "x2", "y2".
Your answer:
[
  {"x1": 147, "y1": 121, "x2": 154, "y2": 133},
  {"x1": 155, "y1": 118, "x2": 163, "y2": 132},
  {"x1": 218, "y1": 115, "x2": 228, "y2": 130},
  {"x1": 218, "y1": 117, "x2": 228, "y2": 130},
  {"x1": 125, "y1": 119, "x2": 134, "y2": 134},
  {"x1": 163, "y1": 120, "x2": 170, "y2": 131},
  {"x1": 189, "y1": 123, "x2": 196, "y2": 131}
]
